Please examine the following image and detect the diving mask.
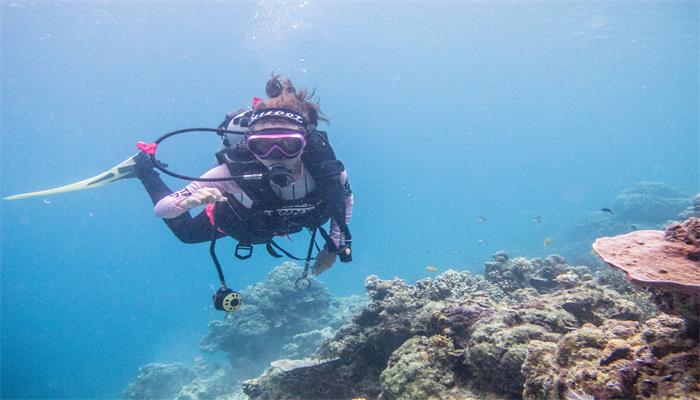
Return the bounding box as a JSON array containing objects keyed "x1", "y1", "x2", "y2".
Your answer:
[{"x1": 246, "y1": 129, "x2": 306, "y2": 159}]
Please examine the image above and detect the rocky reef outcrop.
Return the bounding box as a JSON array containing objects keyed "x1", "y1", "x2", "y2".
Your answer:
[{"x1": 242, "y1": 253, "x2": 691, "y2": 400}]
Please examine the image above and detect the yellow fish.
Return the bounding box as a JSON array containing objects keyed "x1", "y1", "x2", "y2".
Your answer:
[
  {"x1": 543, "y1": 237, "x2": 552, "y2": 247},
  {"x1": 426, "y1": 265, "x2": 438, "y2": 273}
]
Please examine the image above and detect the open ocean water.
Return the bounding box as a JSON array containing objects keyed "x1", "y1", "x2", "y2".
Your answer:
[{"x1": 1, "y1": 1, "x2": 697, "y2": 398}]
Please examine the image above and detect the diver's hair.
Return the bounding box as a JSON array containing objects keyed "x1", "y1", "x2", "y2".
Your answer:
[{"x1": 254, "y1": 73, "x2": 326, "y2": 126}]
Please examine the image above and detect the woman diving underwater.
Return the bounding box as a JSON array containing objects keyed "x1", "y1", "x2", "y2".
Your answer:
[{"x1": 132, "y1": 75, "x2": 354, "y2": 312}]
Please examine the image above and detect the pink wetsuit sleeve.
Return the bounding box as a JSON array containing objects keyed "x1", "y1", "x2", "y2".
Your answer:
[
  {"x1": 154, "y1": 164, "x2": 242, "y2": 219},
  {"x1": 330, "y1": 170, "x2": 353, "y2": 248}
]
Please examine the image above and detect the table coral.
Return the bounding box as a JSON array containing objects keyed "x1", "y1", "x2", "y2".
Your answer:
[{"x1": 593, "y1": 217, "x2": 700, "y2": 332}]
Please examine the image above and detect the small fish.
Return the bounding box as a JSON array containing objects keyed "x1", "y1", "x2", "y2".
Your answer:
[
  {"x1": 630, "y1": 225, "x2": 637, "y2": 230},
  {"x1": 532, "y1": 216, "x2": 543, "y2": 223},
  {"x1": 600, "y1": 207, "x2": 613, "y2": 215},
  {"x1": 476, "y1": 216, "x2": 487, "y2": 223},
  {"x1": 543, "y1": 237, "x2": 552, "y2": 247},
  {"x1": 42, "y1": 198, "x2": 51, "y2": 205},
  {"x1": 426, "y1": 265, "x2": 438, "y2": 273},
  {"x1": 565, "y1": 388, "x2": 595, "y2": 400}
]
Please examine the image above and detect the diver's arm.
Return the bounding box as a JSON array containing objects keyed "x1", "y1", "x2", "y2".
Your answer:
[
  {"x1": 154, "y1": 165, "x2": 242, "y2": 219},
  {"x1": 313, "y1": 170, "x2": 353, "y2": 274},
  {"x1": 135, "y1": 161, "x2": 225, "y2": 243},
  {"x1": 329, "y1": 170, "x2": 353, "y2": 248}
]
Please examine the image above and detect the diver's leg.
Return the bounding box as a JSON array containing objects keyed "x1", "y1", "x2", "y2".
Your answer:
[{"x1": 134, "y1": 153, "x2": 173, "y2": 206}]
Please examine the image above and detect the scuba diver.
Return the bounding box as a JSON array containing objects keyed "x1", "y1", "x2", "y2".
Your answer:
[{"x1": 132, "y1": 75, "x2": 354, "y2": 312}]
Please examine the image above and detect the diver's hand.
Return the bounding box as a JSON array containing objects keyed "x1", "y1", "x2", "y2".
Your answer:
[
  {"x1": 338, "y1": 245, "x2": 352, "y2": 263},
  {"x1": 176, "y1": 188, "x2": 227, "y2": 210},
  {"x1": 312, "y1": 246, "x2": 338, "y2": 275}
]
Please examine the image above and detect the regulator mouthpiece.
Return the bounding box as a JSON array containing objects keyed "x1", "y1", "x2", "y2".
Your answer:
[{"x1": 269, "y1": 165, "x2": 293, "y2": 186}]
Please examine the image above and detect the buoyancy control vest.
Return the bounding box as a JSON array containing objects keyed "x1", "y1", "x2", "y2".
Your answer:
[{"x1": 211, "y1": 110, "x2": 351, "y2": 250}]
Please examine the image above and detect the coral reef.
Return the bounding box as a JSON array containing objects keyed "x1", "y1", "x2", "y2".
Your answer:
[
  {"x1": 612, "y1": 182, "x2": 691, "y2": 224},
  {"x1": 127, "y1": 248, "x2": 698, "y2": 399},
  {"x1": 461, "y1": 281, "x2": 641, "y2": 397},
  {"x1": 123, "y1": 359, "x2": 237, "y2": 400},
  {"x1": 125, "y1": 263, "x2": 367, "y2": 399},
  {"x1": 124, "y1": 363, "x2": 195, "y2": 399},
  {"x1": 200, "y1": 263, "x2": 368, "y2": 379},
  {"x1": 665, "y1": 217, "x2": 700, "y2": 253},
  {"x1": 242, "y1": 254, "x2": 667, "y2": 400},
  {"x1": 379, "y1": 335, "x2": 461, "y2": 400},
  {"x1": 484, "y1": 252, "x2": 590, "y2": 294},
  {"x1": 522, "y1": 315, "x2": 700, "y2": 399},
  {"x1": 678, "y1": 194, "x2": 700, "y2": 220},
  {"x1": 281, "y1": 327, "x2": 335, "y2": 359},
  {"x1": 558, "y1": 182, "x2": 694, "y2": 265}
]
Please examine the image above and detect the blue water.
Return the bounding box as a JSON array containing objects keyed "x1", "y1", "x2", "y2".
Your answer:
[{"x1": 1, "y1": 2, "x2": 697, "y2": 398}]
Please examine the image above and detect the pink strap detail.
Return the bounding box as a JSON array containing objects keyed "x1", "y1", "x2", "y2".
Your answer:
[
  {"x1": 136, "y1": 141, "x2": 158, "y2": 155},
  {"x1": 252, "y1": 97, "x2": 264, "y2": 108},
  {"x1": 205, "y1": 203, "x2": 216, "y2": 225},
  {"x1": 205, "y1": 204, "x2": 226, "y2": 233}
]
